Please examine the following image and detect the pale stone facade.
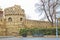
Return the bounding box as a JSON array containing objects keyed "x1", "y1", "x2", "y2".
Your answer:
[
  {"x1": 0, "y1": 9, "x2": 6, "y2": 36},
  {"x1": 0, "y1": 5, "x2": 59, "y2": 36},
  {"x1": 4, "y1": 5, "x2": 26, "y2": 36},
  {"x1": 25, "y1": 20, "x2": 52, "y2": 28}
]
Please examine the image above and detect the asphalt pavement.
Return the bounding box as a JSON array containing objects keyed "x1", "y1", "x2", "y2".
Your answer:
[{"x1": 0, "y1": 37, "x2": 60, "y2": 40}]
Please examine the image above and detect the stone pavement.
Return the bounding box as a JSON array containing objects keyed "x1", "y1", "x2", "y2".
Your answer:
[
  {"x1": 0, "y1": 37, "x2": 60, "y2": 40},
  {"x1": 0, "y1": 37, "x2": 20, "y2": 40}
]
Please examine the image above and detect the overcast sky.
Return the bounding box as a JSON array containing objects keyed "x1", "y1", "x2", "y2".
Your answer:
[{"x1": 0, "y1": 0, "x2": 43, "y2": 20}]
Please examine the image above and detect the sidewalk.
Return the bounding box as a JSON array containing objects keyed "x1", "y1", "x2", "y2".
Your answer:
[{"x1": 16, "y1": 35, "x2": 60, "y2": 38}]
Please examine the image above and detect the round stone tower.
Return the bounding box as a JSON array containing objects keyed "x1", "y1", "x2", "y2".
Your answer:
[{"x1": 4, "y1": 5, "x2": 26, "y2": 36}]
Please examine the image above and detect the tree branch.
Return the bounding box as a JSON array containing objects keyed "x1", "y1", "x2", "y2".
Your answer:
[
  {"x1": 52, "y1": 0, "x2": 59, "y2": 16},
  {"x1": 41, "y1": 0, "x2": 51, "y2": 22}
]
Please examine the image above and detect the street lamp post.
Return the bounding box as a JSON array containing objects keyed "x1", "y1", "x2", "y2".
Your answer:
[
  {"x1": 55, "y1": 9, "x2": 58, "y2": 40},
  {"x1": 55, "y1": 10, "x2": 59, "y2": 40},
  {"x1": 56, "y1": 18, "x2": 58, "y2": 40}
]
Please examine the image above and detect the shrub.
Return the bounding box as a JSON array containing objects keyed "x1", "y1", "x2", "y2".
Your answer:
[
  {"x1": 30, "y1": 28, "x2": 43, "y2": 35},
  {"x1": 19, "y1": 28, "x2": 28, "y2": 37},
  {"x1": 19, "y1": 28, "x2": 60, "y2": 36}
]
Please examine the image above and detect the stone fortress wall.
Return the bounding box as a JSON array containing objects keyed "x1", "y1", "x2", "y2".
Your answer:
[{"x1": 0, "y1": 5, "x2": 59, "y2": 36}]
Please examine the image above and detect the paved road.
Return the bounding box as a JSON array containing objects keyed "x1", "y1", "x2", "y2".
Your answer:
[
  {"x1": 0, "y1": 37, "x2": 20, "y2": 40},
  {"x1": 0, "y1": 37, "x2": 60, "y2": 40}
]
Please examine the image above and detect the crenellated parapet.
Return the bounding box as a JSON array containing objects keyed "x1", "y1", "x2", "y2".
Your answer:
[{"x1": 4, "y1": 5, "x2": 25, "y2": 15}]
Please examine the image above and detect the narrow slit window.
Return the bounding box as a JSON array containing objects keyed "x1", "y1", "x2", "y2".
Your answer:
[{"x1": 20, "y1": 18, "x2": 23, "y2": 21}]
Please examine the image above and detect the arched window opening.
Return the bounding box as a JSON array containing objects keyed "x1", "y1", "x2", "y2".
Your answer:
[{"x1": 8, "y1": 17, "x2": 12, "y2": 22}]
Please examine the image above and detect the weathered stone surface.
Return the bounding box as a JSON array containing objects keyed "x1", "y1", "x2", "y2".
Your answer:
[{"x1": 0, "y1": 5, "x2": 59, "y2": 36}]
